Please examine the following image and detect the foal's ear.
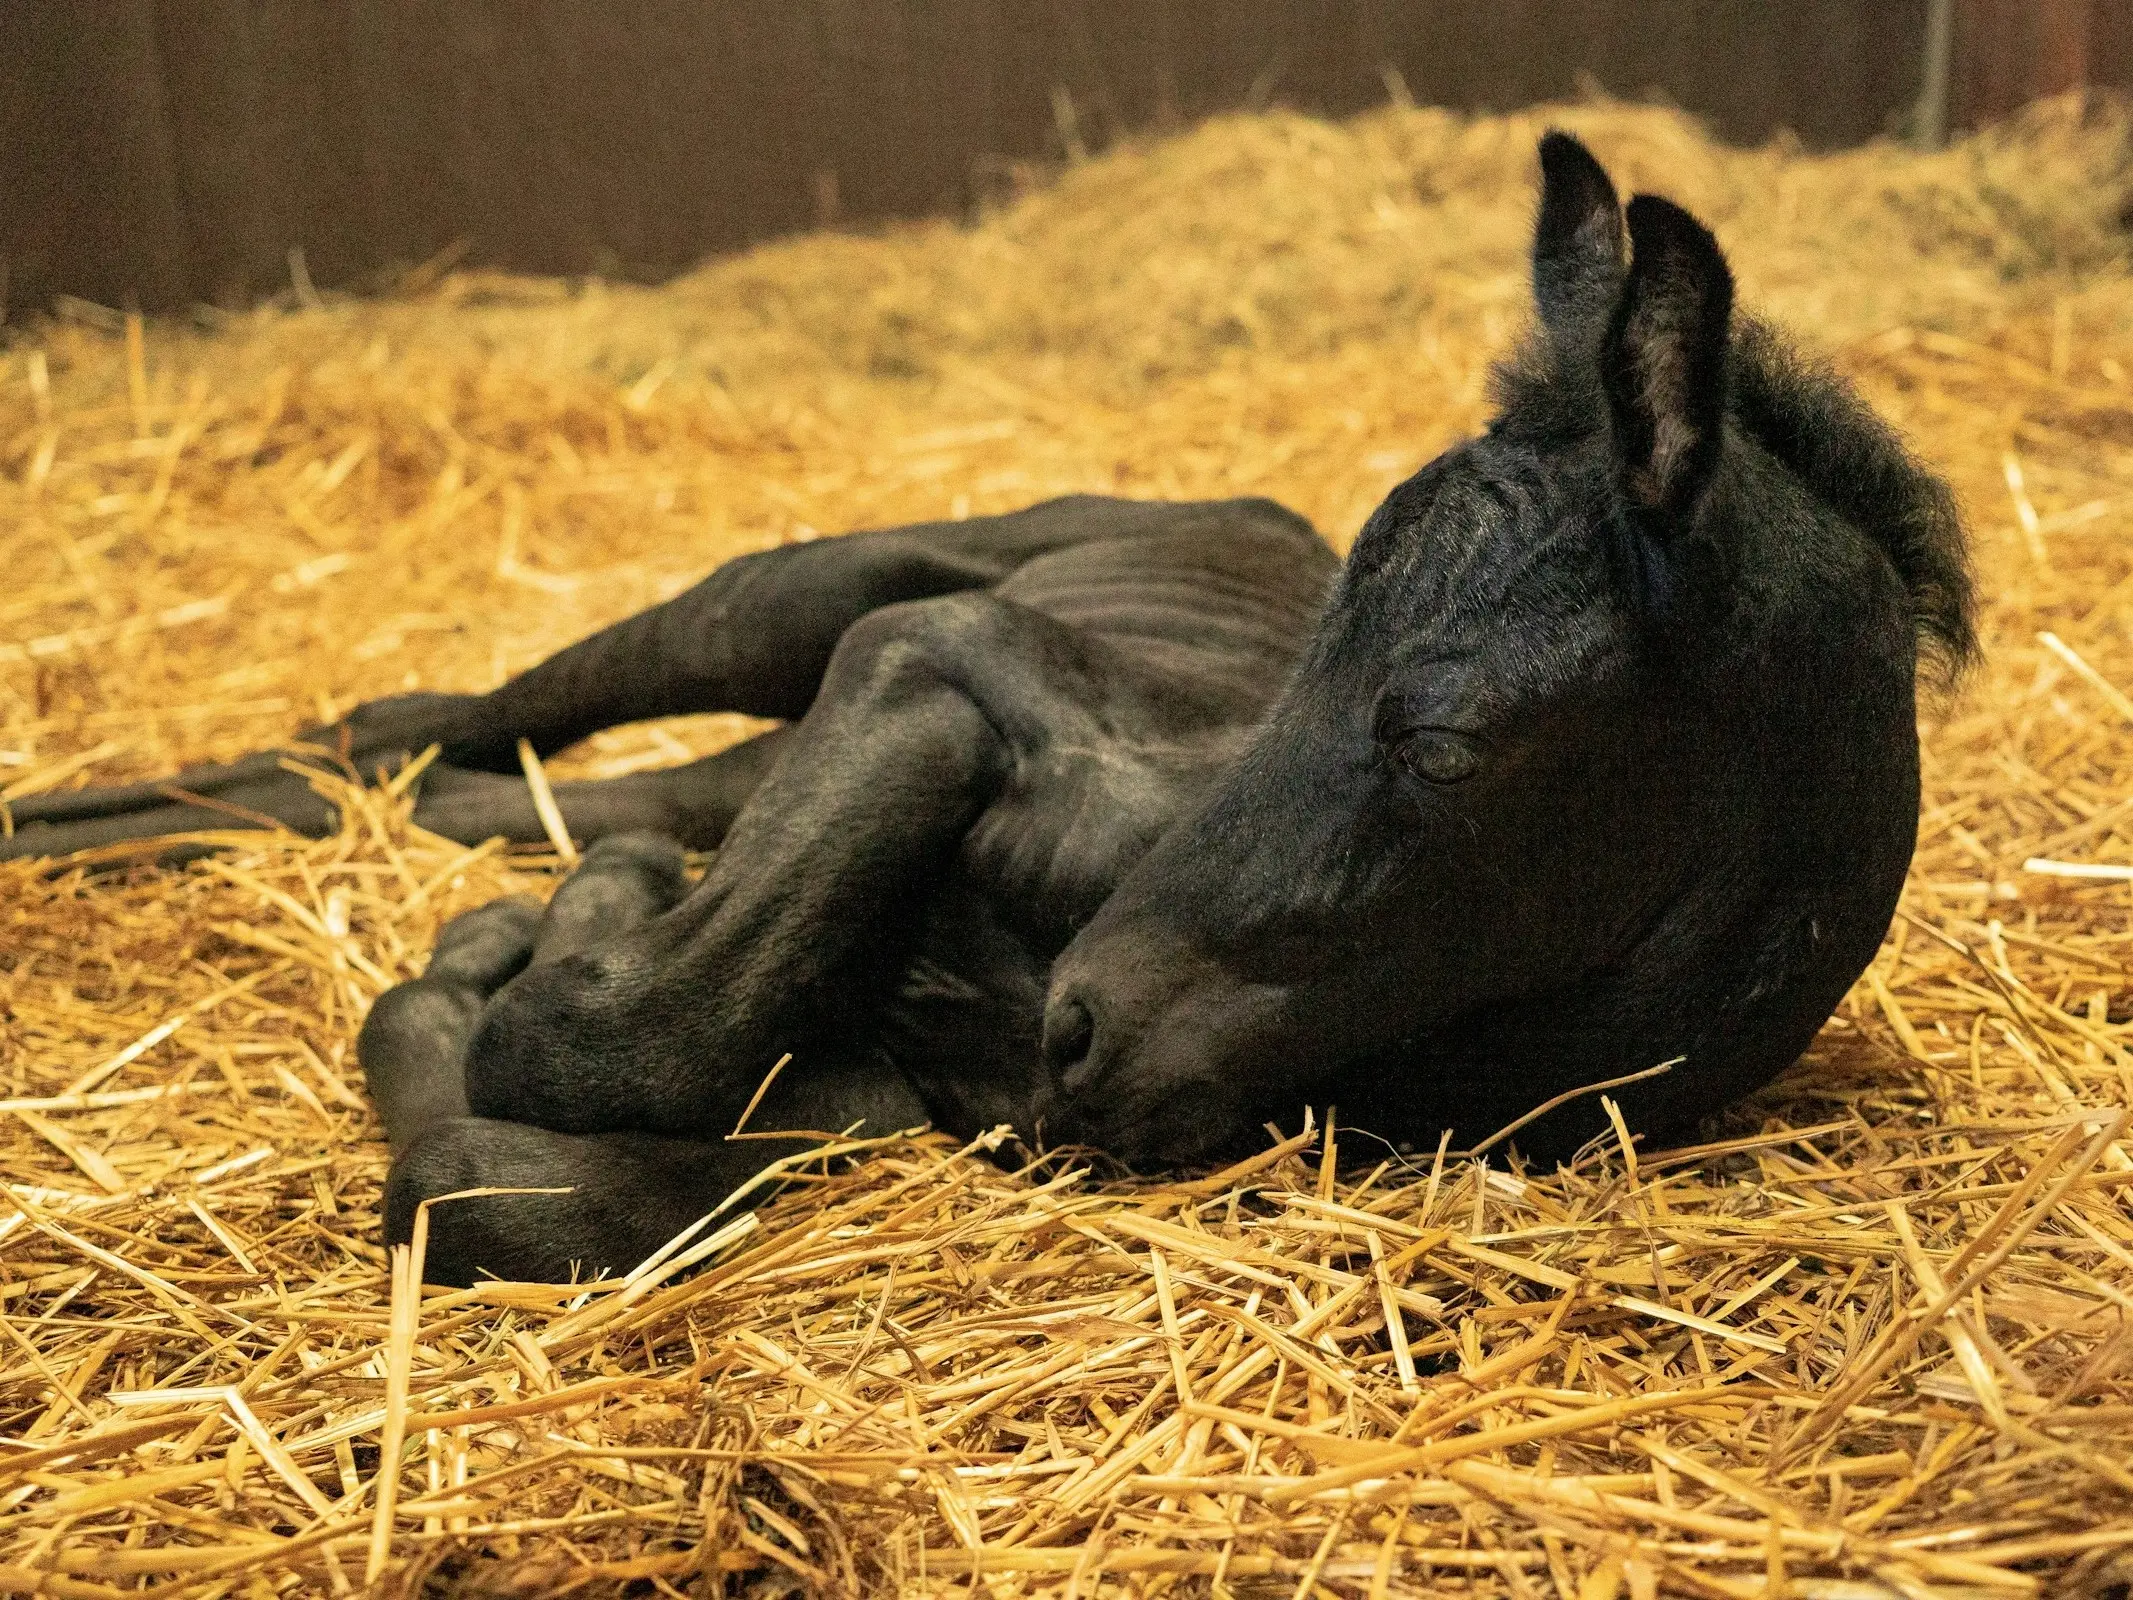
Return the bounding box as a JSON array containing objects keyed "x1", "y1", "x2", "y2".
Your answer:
[
  {"x1": 1602, "y1": 195, "x2": 1734, "y2": 524},
  {"x1": 1532, "y1": 132, "x2": 1626, "y2": 342}
]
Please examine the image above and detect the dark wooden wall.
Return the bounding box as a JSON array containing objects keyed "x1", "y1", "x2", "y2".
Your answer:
[{"x1": 0, "y1": 1, "x2": 2120, "y2": 318}]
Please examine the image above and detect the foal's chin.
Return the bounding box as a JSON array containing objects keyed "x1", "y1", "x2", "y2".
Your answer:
[{"x1": 1042, "y1": 1081, "x2": 1263, "y2": 1172}]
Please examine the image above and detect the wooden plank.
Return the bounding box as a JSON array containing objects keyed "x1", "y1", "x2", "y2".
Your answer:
[
  {"x1": 2093, "y1": 1, "x2": 2133, "y2": 97},
  {"x1": 151, "y1": 0, "x2": 272, "y2": 307},
  {"x1": 1952, "y1": 0, "x2": 2096, "y2": 132},
  {"x1": 1, "y1": 0, "x2": 1967, "y2": 315},
  {"x1": 0, "y1": 0, "x2": 190, "y2": 314}
]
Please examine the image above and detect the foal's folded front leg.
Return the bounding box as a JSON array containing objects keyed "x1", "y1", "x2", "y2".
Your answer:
[
  {"x1": 360, "y1": 835, "x2": 928, "y2": 1284},
  {"x1": 356, "y1": 833, "x2": 693, "y2": 1149},
  {"x1": 460, "y1": 596, "x2": 1031, "y2": 1136}
]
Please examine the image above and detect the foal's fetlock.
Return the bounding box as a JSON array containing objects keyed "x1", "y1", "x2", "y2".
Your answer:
[
  {"x1": 425, "y1": 896, "x2": 543, "y2": 989},
  {"x1": 459, "y1": 961, "x2": 643, "y2": 1134},
  {"x1": 531, "y1": 832, "x2": 690, "y2": 966},
  {"x1": 332, "y1": 690, "x2": 496, "y2": 770}
]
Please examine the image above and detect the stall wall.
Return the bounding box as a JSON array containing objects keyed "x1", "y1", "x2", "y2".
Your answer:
[{"x1": 0, "y1": 0, "x2": 2120, "y2": 315}]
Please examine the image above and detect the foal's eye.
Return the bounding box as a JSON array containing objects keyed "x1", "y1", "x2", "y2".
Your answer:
[{"x1": 1395, "y1": 730, "x2": 1481, "y2": 785}]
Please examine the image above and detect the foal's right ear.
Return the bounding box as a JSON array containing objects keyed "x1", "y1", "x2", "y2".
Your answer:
[
  {"x1": 1601, "y1": 195, "x2": 1734, "y2": 525},
  {"x1": 1532, "y1": 132, "x2": 1626, "y2": 343}
]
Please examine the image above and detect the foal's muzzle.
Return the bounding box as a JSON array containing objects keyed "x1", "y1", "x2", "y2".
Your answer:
[
  {"x1": 1038, "y1": 989, "x2": 1099, "y2": 1095},
  {"x1": 1037, "y1": 929, "x2": 1284, "y2": 1167}
]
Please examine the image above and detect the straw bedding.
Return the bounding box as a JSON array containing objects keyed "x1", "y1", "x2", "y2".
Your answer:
[{"x1": 5, "y1": 92, "x2": 2133, "y2": 1597}]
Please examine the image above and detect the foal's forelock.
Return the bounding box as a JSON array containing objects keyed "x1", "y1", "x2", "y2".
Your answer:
[{"x1": 1340, "y1": 446, "x2": 1622, "y2": 662}]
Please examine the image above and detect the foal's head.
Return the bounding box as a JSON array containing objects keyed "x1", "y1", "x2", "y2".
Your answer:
[{"x1": 1043, "y1": 133, "x2": 1972, "y2": 1166}]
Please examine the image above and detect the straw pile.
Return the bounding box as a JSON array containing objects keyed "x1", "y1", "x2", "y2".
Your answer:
[{"x1": 6, "y1": 91, "x2": 2133, "y2": 1597}]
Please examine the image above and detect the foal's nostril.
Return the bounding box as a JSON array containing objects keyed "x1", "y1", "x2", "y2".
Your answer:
[{"x1": 1042, "y1": 993, "x2": 1098, "y2": 1092}]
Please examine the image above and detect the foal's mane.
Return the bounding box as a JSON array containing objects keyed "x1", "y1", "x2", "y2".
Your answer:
[
  {"x1": 1725, "y1": 318, "x2": 1977, "y2": 689},
  {"x1": 1495, "y1": 315, "x2": 1977, "y2": 691}
]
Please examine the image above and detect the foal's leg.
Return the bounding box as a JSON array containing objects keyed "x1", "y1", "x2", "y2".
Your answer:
[
  {"x1": 360, "y1": 832, "x2": 706, "y2": 1146},
  {"x1": 360, "y1": 835, "x2": 925, "y2": 1285},
  {"x1": 404, "y1": 724, "x2": 795, "y2": 849},
  {"x1": 0, "y1": 496, "x2": 1203, "y2": 861},
  {"x1": 0, "y1": 722, "x2": 795, "y2": 860},
  {"x1": 458, "y1": 591, "x2": 1148, "y2": 1138},
  {"x1": 382, "y1": 1113, "x2": 893, "y2": 1287}
]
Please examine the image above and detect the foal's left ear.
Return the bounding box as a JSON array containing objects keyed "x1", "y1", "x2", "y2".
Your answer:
[
  {"x1": 1532, "y1": 132, "x2": 1626, "y2": 343},
  {"x1": 1602, "y1": 195, "x2": 1734, "y2": 525}
]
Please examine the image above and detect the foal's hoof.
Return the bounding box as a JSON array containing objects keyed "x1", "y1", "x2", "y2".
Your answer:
[
  {"x1": 528, "y1": 832, "x2": 689, "y2": 967},
  {"x1": 358, "y1": 896, "x2": 543, "y2": 1148},
  {"x1": 383, "y1": 1118, "x2": 593, "y2": 1286},
  {"x1": 426, "y1": 895, "x2": 544, "y2": 987},
  {"x1": 384, "y1": 1116, "x2": 719, "y2": 1287},
  {"x1": 357, "y1": 981, "x2": 487, "y2": 1148},
  {"x1": 0, "y1": 692, "x2": 489, "y2": 865}
]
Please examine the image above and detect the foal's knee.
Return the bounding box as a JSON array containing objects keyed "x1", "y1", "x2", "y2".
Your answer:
[{"x1": 821, "y1": 592, "x2": 1011, "y2": 701}]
